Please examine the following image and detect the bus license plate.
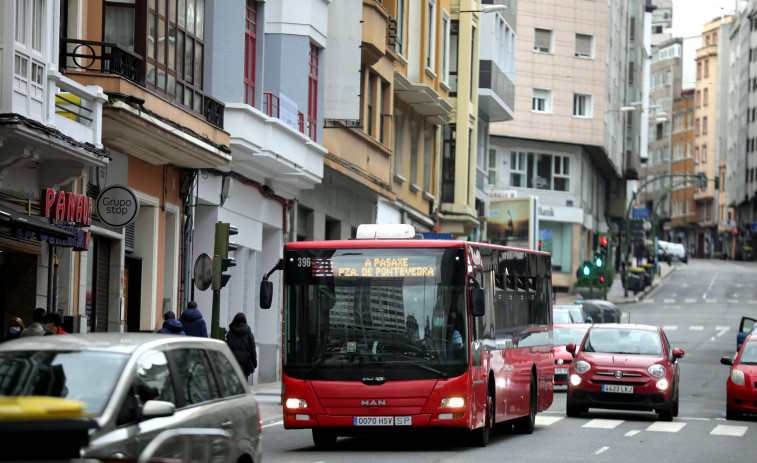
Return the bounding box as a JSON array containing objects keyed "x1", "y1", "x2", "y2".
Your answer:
[
  {"x1": 354, "y1": 416, "x2": 411, "y2": 426},
  {"x1": 602, "y1": 384, "x2": 633, "y2": 393}
]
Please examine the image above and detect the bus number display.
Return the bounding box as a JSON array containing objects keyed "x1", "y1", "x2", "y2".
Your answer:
[{"x1": 310, "y1": 256, "x2": 436, "y2": 278}]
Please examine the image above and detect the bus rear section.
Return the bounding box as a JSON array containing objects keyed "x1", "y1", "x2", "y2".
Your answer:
[{"x1": 268, "y1": 226, "x2": 553, "y2": 448}]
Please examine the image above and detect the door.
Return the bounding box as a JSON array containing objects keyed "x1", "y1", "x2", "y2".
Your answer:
[
  {"x1": 738, "y1": 317, "x2": 756, "y2": 351},
  {"x1": 125, "y1": 257, "x2": 142, "y2": 332}
]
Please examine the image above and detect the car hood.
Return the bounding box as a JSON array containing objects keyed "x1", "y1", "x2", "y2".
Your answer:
[{"x1": 579, "y1": 352, "x2": 664, "y2": 368}]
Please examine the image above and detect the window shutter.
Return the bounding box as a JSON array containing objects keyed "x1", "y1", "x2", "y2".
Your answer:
[
  {"x1": 534, "y1": 29, "x2": 550, "y2": 52},
  {"x1": 575, "y1": 34, "x2": 591, "y2": 57}
]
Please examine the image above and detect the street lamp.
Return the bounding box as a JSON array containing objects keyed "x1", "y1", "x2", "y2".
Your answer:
[{"x1": 453, "y1": 5, "x2": 508, "y2": 13}]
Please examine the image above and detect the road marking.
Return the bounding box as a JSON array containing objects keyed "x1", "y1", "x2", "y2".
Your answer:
[
  {"x1": 727, "y1": 299, "x2": 739, "y2": 304},
  {"x1": 625, "y1": 430, "x2": 641, "y2": 437},
  {"x1": 663, "y1": 325, "x2": 678, "y2": 331},
  {"x1": 536, "y1": 416, "x2": 564, "y2": 426},
  {"x1": 594, "y1": 446, "x2": 610, "y2": 455},
  {"x1": 646, "y1": 422, "x2": 686, "y2": 432},
  {"x1": 262, "y1": 420, "x2": 283, "y2": 429},
  {"x1": 690, "y1": 326, "x2": 704, "y2": 331},
  {"x1": 583, "y1": 419, "x2": 623, "y2": 429},
  {"x1": 710, "y1": 425, "x2": 748, "y2": 436},
  {"x1": 706, "y1": 299, "x2": 718, "y2": 304},
  {"x1": 644, "y1": 299, "x2": 654, "y2": 304},
  {"x1": 716, "y1": 326, "x2": 730, "y2": 338},
  {"x1": 684, "y1": 298, "x2": 697, "y2": 303},
  {"x1": 664, "y1": 299, "x2": 675, "y2": 304}
]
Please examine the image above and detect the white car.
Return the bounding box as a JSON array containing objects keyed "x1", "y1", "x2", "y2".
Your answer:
[{"x1": 658, "y1": 241, "x2": 687, "y2": 263}]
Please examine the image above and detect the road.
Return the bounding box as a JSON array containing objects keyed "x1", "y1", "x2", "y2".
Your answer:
[{"x1": 257, "y1": 259, "x2": 757, "y2": 462}]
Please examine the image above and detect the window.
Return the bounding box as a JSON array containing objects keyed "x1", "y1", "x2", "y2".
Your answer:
[
  {"x1": 308, "y1": 43, "x2": 319, "y2": 141},
  {"x1": 441, "y1": 12, "x2": 450, "y2": 84},
  {"x1": 169, "y1": 349, "x2": 220, "y2": 405},
  {"x1": 396, "y1": 0, "x2": 405, "y2": 55},
  {"x1": 532, "y1": 88, "x2": 551, "y2": 113},
  {"x1": 380, "y1": 81, "x2": 389, "y2": 144},
  {"x1": 31, "y1": 0, "x2": 43, "y2": 52},
  {"x1": 117, "y1": 351, "x2": 175, "y2": 426},
  {"x1": 702, "y1": 144, "x2": 707, "y2": 162},
  {"x1": 696, "y1": 90, "x2": 701, "y2": 106},
  {"x1": 207, "y1": 351, "x2": 246, "y2": 397},
  {"x1": 394, "y1": 111, "x2": 405, "y2": 181},
  {"x1": 510, "y1": 151, "x2": 526, "y2": 187},
  {"x1": 704, "y1": 59, "x2": 709, "y2": 78},
  {"x1": 554, "y1": 156, "x2": 570, "y2": 191},
  {"x1": 695, "y1": 118, "x2": 700, "y2": 136},
  {"x1": 426, "y1": 0, "x2": 437, "y2": 70},
  {"x1": 449, "y1": 20, "x2": 459, "y2": 96},
  {"x1": 697, "y1": 62, "x2": 701, "y2": 80},
  {"x1": 244, "y1": 0, "x2": 257, "y2": 106},
  {"x1": 703, "y1": 88, "x2": 708, "y2": 106},
  {"x1": 15, "y1": 0, "x2": 27, "y2": 44},
  {"x1": 410, "y1": 121, "x2": 419, "y2": 186},
  {"x1": 702, "y1": 116, "x2": 707, "y2": 135},
  {"x1": 366, "y1": 72, "x2": 374, "y2": 136},
  {"x1": 534, "y1": 28, "x2": 552, "y2": 53},
  {"x1": 695, "y1": 146, "x2": 699, "y2": 163},
  {"x1": 423, "y1": 131, "x2": 432, "y2": 192},
  {"x1": 488, "y1": 149, "x2": 497, "y2": 185},
  {"x1": 575, "y1": 34, "x2": 593, "y2": 58},
  {"x1": 656, "y1": 123, "x2": 663, "y2": 140},
  {"x1": 573, "y1": 93, "x2": 592, "y2": 118}
]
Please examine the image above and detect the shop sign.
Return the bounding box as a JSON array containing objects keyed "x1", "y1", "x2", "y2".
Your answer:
[
  {"x1": 96, "y1": 185, "x2": 140, "y2": 228},
  {"x1": 14, "y1": 225, "x2": 90, "y2": 251},
  {"x1": 42, "y1": 189, "x2": 93, "y2": 226}
]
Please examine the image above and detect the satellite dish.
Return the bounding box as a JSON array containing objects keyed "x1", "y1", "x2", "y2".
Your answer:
[{"x1": 194, "y1": 254, "x2": 213, "y2": 291}]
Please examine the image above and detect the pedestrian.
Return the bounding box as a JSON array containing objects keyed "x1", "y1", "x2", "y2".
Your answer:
[
  {"x1": 20, "y1": 308, "x2": 46, "y2": 337},
  {"x1": 2, "y1": 317, "x2": 25, "y2": 342},
  {"x1": 43, "y1": 312, "x2": 69, "y2": 335},
  {"x1": 226, "y1": 312, "x2": 257, "y2": 383},
  {"x1": 157, "y1": 311, "x2": 185, "y2": 335},
  {"x1": 179, "y1": 301, "x2": 208, "y2": 337}
]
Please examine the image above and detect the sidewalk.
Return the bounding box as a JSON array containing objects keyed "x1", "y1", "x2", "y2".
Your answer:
[
  {"x1": 555, "y1": 260, "x2": 677, "y2": 306},
  {"x1": 251, "y1": 263, "x2": 678, "y2": 415}
]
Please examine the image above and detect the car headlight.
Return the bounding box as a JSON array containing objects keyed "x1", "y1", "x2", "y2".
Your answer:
[
  {"x1": 648, "y1": 364, "x2": 666, "y2": 378},
  {"x1": 731, "y1": 369, "x2": 746, "y2": 386},
  {"x1": 574, "y1": 360, "x2": 591, "y2": 374},
  {"x1": 656, "y1": 378, "x2": 669, "y2": 390},
  {"x1": 285, "y1": 398, "x2": 307, "y2": 409}
]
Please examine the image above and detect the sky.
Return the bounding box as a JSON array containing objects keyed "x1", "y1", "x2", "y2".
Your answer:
[{"x1": 671, "y1": 0, "x2": 745, "y2": 37}]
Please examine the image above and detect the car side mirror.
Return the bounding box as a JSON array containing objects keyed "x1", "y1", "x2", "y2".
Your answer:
[
  {"x1": 260, "y1": 280, "x2": 273, "y2": 309},
  {"x1": 672, "y1": 348, "x2": 684, "y2": 359},
  {"x1": 566, "y1": 343, "x2": 577, "y2": 357},
  {"x1": 141, "y1": 400, "x2": 175, "y2": 420},
  {"x1": 720, "y1": 355, "x2": 734, "y2": 366}
]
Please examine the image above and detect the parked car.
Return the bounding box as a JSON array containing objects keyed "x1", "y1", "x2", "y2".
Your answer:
[
  {"x1": 721, "y1": 332, "x2": 757, "y2": 419},
  {"x1": 553, "y1": 304, "x2": 591, "y2": 324},
  {"x1": 553, "y1": 323, "x2": 592, "y2": 386},
  {"x1": 0, "y1": 333, "x2": 262, "y2": 461},
  {"x1": 576, "y1": 299, "x2": 624, "y2": 324},
  {"x1": 553, "y1": 306, "x2": 576, "y2": 324},
  {"x1": 737, "y1": 316, "x2": 757, "y2": 352},
  {"x1": 658, "y1": 241, "x2": 688, "y2": 264},
  {"x1": 565, "y1": 324, "x2": 684, "y2": 421}
]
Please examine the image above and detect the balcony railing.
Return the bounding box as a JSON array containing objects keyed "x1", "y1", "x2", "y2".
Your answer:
[
  {"x1": 263, "y1": 92, "x2": 307, "y2": 137},
  {"x1": 479, "y1": 60, "x2": 515, "y2": 109},
  {"x1": 60, "y1": 38, "x2": 225, "y2": 129},
  {"x1": 386, "y1": 14, "x2": 398, "y2": 53}
]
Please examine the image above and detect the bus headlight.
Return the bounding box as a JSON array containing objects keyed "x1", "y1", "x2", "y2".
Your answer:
[
  {"x1": 441, "y1": 397, "x2": 465, "y2": 408},
  {"x1": 285, "y1": 398, "x2": 307, "y2": 409}
]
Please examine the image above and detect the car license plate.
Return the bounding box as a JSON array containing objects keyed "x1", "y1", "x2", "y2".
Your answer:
[
  {"x1": 354, "y1": 416, "x2": 411, "y2": 426},
  {"x1": 602, "y1": 384, "x2": 633, "y2": 393},
  {"x1": 555, "y1": 368, "x2": 569, "y2": 375}
]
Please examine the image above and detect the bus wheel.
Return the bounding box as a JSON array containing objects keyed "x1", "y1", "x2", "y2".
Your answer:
[
  {"x1": 312, "y1": 429, "x2": 337, "y2": 449},
  {"x1": 469, "y1": 388, "x2": 494, "y2": 447},
  {"x1": 514, "y1": 375, "x2": 536, "y2": 434}
]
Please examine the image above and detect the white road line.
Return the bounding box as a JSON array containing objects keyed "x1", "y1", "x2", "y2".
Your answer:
[
  {"x1": 583, "y1": 419, "x2": 624, "y2": 429},
  {"x1": 664, "y1": 299, "x2": 675, "y2": 304},
  {"x1": 262, "y1": 420, "x2": 283, "y2": 429},
  {"x1": 644, "y1": 299, "x2": 654, "y2": 304},
  {"x1": 625, "y1": 430, "x2": 641, "y2": 437},
  {"x1": 727, "y1": 299, "x2": 739, "y2": 304},
  {"x1": 690, "y1": 326, "x2": 704, "y2": 331},
  {"x1": 594, "y1": 447, "x2": 610, "y2": 455},
  {"x1": 646, "y1": 422, "x2": 686, "y2": 433},
  {"x1": 706, "y1": 299, "x2": 718, "y2": 304},
  {"x1": 663, "y1": 325, "x2": 678, "y2": 331},
  {"x1": 684, "y1": 298, "x2": 698, "y2": 303},
  {"x1": 536, "y1": 416, "x2": 564, "y2": 426},
  {"x1": 710, "y1": 425, "x2": 748, "y2": 436}
]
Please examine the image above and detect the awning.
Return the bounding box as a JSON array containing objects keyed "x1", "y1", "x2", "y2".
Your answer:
[{"x1": 0, "y1": 204, "x2": 75, "y2": 241}]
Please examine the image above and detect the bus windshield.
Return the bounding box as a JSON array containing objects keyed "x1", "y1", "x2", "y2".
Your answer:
[{"x1": 282, "y1": 247, "x2": 468, "y2": 380}]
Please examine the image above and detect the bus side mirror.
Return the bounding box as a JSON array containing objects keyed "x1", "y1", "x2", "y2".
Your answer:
[
  {"x1": 260, "y1": 280, "x2": 273, "y2": 309},
  {"x1": 470, "y1": 287, "x2": 485, "y2": 317}
]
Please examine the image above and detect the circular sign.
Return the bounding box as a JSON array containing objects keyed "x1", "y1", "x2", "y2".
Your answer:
[
  {"x1": 96, "y1": 185, "x2": 140, "y2": 228},
  {"x1": 194, "y1": 253, "x2": 213, "y2": 291}
]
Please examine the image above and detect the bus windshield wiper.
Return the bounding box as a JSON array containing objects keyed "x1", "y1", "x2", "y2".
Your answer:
[{"x1": 383, "y1": 359, "x2": 448, "y2": 378}]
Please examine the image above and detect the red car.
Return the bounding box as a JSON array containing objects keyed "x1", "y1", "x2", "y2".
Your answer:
[
  {"x1": 565, "y1": 324, "x2": 684, "y2": 421},
  {"x1": 721, "y1": 332, "x2": 757, "y2": 419},
  {"x1": 553, "y1": 323, "x2": 592, "y2": 386}
]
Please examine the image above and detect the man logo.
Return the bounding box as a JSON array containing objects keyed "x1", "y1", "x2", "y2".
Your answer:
[{"x1": 361, "y1": 400, "x2": 387, "y2": 406}]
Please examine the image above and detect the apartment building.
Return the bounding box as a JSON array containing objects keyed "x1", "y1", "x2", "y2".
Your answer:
[
  {"x1": 488, "y1": 0, "x2": 645, "y2": 290},
  {"x1": 0, "y1": 0, "x2": 108, "y2": 329},
  {"x1": 670, "y1": 89, "x2": 697, "y2": 250}
]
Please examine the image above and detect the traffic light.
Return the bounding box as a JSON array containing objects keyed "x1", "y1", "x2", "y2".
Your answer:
[
  {"x1": 576, "y1": 260, "x2": 592, "y2": 279},
  {"x1": 212, "y1": 221, "x2": 238, "y2": 290},
  {"x1": 594, "y1": 254, "x2": 603, "y2": 268},
  {"x1": 714, "y1": 176, "x2": 720, "y2": 190},
  {"x1": 697, "y1": 173, "x2": 706, "y2": 188}
]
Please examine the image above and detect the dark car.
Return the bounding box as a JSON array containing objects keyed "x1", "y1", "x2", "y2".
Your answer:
[
  {"x1": 576, "y1": 299, "x2": 624, "y2": 324},
  {"x1": 565, "y1": 324, "x2": 684, "y2": 421}
]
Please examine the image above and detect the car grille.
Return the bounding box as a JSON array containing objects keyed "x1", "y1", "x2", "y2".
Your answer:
[{"x1": 555, "y1": 359, "x2": 572, "y2": 365}]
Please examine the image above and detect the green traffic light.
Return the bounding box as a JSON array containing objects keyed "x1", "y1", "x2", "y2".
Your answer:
[
  {"x1": 595, "y1": 256, "x2": 603, "y2": 267},
  {"x1": 582, "y1": 265, "x2": 591, "y2": 276}
]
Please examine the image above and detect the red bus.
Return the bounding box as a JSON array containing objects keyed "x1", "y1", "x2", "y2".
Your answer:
[{"x1": 260, "y1": 224, "x2": 554, "y2": 448}]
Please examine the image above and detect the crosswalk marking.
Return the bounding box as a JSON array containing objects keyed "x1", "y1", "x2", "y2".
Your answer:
[
  {"x1": 710, "y1": 425, "x2": 748, "y2": 436},
  {"x1": 583, "y1": 419, "x2": 623, "y2": 429},
  {"x1": 690, "y1": 326, "x2": 704, "y2": 331},
  {"x1": 706, "y1": 299, "x2": 718, "y2": 303},
  {"x1": 727, "y1": 299, "x2": 739, "y2": 304},
  {"x1": 536, "y1": 416, "x2": 564, "y2": 426},
  {"x1": 684, "y1": 298, "x2": 697, "y2": 303},
  {"x1": 646, "y1": 422, "x2": 686, "y2": 432},
  {"x1": 664, "y1": 299, "x2": 675, "y2": 304},
  {"x1": 663, "y1": 325, "x2": 678, "y2": 331},
  {"x1": 625, "y1": 430, "x2": 641, "y2": 437}
]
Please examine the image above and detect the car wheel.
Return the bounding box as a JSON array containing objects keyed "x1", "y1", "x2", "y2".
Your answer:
[
  {"x1": 726, "y1": 407, "x2": 741, "y2": 421},
  {"x1": 672, "y1": 386, "x2": 679, "y2": 417},
  {"x1": 658, "y1": 406, "x2": 674, "y2": 422},
  {"x1": 566, "y1": 397, "x2": 583, "y2": 418},
  {"x1": 469, "y1": 384, "x2": 494, "y2": 446},
  {"x1": 514, "y1": 375, "x2": 536, "y2": 434},
  {"x1": 312, "y1": 428, "x2": 337, "y2": 450}
]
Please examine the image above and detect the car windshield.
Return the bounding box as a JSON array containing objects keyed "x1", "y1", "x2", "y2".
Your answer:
[
  {"x1": 739, "y1": 340, "x2": 757, "y2": 365},
  {"x1": 0, "y1": 350, "x2": 128, "y2": 416},
  {"x1": 554, "y1": 326, "x2": 590, "y2": 346},
  {"x1": 582, "y1": 328, "x2": 662, "y2": 355}
]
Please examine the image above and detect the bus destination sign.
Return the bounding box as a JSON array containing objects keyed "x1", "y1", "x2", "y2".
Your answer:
[{"x1": 310, "y1": 256, "x2": 436, "y2": 278}]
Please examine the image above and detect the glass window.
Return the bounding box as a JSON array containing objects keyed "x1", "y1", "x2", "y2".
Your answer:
[
  {"x1": 31, "y1": 0, "x2": 43, "y2": 52},
  {"x1": 169, "y1": 349, "x2": 220, "y2": 405},
  {"x1": 15, "y1": 0, "x2": 27, "y2": 45},
  {"x1": 532, "y1": 88, "x2": 551, "y2": 113},
  {"x1": 207, "y1": 350, "x2": 246, "y2": 397},
  {"x1": 410, "y1": 121, "x2": 419, "y2": 185},
  {"x1": 510, "y1": 151, "x2": 526, "y2": 187},
  {"x1": 554, "y1": 156, "x2": 569, "y2": 191},
  {"x1": 426, "y1": 0, "x2": 437, "y2": 70},
  {"x1": 573, "y1": 93, "x2": 592, "y2": 118}
]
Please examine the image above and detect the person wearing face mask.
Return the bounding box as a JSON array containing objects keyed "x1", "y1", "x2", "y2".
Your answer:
[{"x1": 2, "y1": 317, "x2": 25, "y2": 342}]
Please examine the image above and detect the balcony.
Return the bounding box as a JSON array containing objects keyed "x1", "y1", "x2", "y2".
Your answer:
[
  {"x1": 59, "y1": 38, "x2": 224, "y2": 129},
  {"x1": 478, "y1": 60, "x2": 514, "y2": 122}
]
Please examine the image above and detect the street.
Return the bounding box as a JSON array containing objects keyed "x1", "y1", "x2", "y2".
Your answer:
[{"x1": 254, "y1": 259, "x2": 757, "y2": 462}]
